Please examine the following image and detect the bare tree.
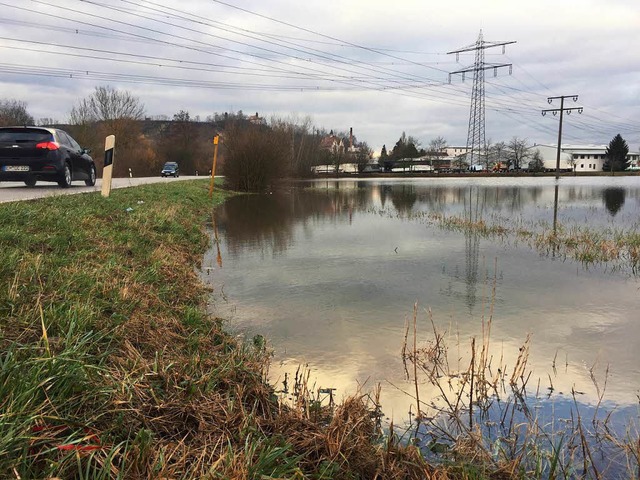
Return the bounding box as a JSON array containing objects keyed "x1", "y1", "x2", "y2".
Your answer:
[
  {"x1": 68, "y1": 86, "x2": 151, "y2": 177},
  {"x1": 482, "y1": 138, "x2": 493, "y2": 171},
  {"x1": 37, "y1": 117, "x2": 59, "y2": 126},
  {"x1": 507, "y1": 137, "x2": 531, "y2": 170},
  {"x1": 528, "y1": 149, "x2": 545, "y2": 172},
  {"x1": 453, "y1": 154, "x2": 468, "y2": 172},
  {"x1": 0, "y1": 99, "x2": 35, "y2": 126},
  {"x1": 70, "y1": 86, "x2": 145, "y2": 123},
  {"x1": 355, "y1": 141, "x2": 373, "y2": 171},
  {"x1": 428, "y1": 136, "x2": 447, "y2": 170},
  {"x1": 490, "y1": 141, "x2": 507, "y2": 170}
]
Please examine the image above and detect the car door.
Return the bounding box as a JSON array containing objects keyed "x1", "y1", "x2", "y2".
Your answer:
[
  {"x1": 64, "y1": 132, "x2": 90, "y2": 179},
  {"x1": 56, "y1": 131, "x2": 80, "y2": 178}
]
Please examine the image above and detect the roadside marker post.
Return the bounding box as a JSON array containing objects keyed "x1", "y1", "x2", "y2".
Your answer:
[
  {"x1": 101, "y1": 135, "x2": 115, "y2": 198},
  {"x1": 208, "y1": 135, "x2": 219, "y2": 198}
]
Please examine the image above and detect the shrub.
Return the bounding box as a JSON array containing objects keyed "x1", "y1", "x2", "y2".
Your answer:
[{"x1": 221, "y1": 122, "x2": 291, "y2": 192}]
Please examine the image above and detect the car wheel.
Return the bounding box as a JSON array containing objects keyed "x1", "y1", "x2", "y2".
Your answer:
[
  {"x1": 58, "y1": 163, "x2": 72, "y2": 188},
  {"x1": 85, "y1": 164, "x2": 96, "y2": 186},
  {"x1": 24, "y1": 177, "x2": 36, "y2": 187}
]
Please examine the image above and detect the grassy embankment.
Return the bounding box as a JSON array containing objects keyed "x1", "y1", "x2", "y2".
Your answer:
[{"x1": 0, "y1": 180, "x2": 430, "y2": 479}]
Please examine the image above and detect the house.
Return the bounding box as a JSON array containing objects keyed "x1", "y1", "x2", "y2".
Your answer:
[
  {"x1": 247, "y1": 112, "x2": 264, "y2": 125},
  {"x1": 319, "y1": 131, "x2": 345, "y2": 155},
  {"x1": 444, "y1": 146, "x2": 471, "y2": 157}
]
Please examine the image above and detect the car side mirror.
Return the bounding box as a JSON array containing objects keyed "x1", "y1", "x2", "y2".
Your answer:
[{"x1": 82, "y1": 148, "x2": 91, "y2": 154}]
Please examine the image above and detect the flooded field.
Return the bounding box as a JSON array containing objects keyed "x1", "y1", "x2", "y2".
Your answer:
[{"x1": 202, "y1": 176, "x2": 640, "y2": 432}]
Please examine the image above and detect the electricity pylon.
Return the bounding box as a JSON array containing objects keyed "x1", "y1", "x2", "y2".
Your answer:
[{"x1": 448, "y1": 31, "x2": 516, "y2": 167}]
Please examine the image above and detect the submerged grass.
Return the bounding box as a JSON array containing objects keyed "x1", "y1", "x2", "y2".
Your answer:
[
  {"x1": 401, "y1": 268, "x2": 640, "y2": 479},
  {"x1": 0, "y1": 180, "x2": 430, "y2": 479},
  {"x1": 429, "y1": 212, "x2": 640, "y2": 274}
]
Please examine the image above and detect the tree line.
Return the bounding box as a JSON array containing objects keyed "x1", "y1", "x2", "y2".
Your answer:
[
  {"x1": 0, "y1": 87, "x2": 373, "y2": 189},
  {"x1": 378, "y1": 133, "x2": 543, "y2": 171}
]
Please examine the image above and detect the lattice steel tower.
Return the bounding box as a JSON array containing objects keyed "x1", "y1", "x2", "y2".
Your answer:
[{"x1": 448, "y1": 31, "x2": 516, "y2": 166}]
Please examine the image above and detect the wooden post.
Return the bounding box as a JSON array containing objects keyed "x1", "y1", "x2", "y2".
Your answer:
[
  {"x1": 208, "y1": 135, "x2": 219, "y2": 198},
  {"x1": 101, "y1": 135, "x2": 115, "y2": 198}
]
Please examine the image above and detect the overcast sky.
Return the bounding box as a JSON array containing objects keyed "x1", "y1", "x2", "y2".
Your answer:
[{"x1": 1, "y1": 0, "x2": 638, "y2": 153}]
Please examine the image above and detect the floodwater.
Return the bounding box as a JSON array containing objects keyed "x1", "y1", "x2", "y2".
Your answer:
[{"x1": 202, "y1": 176, "x2": 640, "y2": 426}]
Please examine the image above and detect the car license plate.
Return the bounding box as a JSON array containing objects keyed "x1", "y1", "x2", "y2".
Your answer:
[{"x1": 2, "y1": 165, "x2": 29, "y2": 172}]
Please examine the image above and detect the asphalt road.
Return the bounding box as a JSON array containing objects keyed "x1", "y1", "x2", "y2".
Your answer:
[{"x1": 0, "y1": 176, "x2": 202, "y2": 204}]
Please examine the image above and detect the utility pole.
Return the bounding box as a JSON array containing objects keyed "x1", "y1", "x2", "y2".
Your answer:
[
  {"x1": 448, "y1": 31, "x2": 515, "y2": 167},
  {"x1": 542, "y1": 95, "x2": 583, "y2": 179}
]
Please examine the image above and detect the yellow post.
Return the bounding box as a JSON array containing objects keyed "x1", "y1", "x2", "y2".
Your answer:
[{"x1": 208, "y1": 135, "x2": 219, "y2": 198}]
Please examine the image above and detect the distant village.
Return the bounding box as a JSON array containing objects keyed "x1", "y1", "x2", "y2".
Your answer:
[{"x1": 312, "y1": 131, "x2": 640, "y2": 174}]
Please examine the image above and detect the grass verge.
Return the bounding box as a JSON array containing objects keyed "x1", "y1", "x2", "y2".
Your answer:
[{"x1": 0, "y1": 180, "x2": 429, "y2": 479}]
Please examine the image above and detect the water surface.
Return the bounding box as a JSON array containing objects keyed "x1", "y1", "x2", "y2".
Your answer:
[{"x1": 203, "y1": 177, "x2": 640, "y2": 422}]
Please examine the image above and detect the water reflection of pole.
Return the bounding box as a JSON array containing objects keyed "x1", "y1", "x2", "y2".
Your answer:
[
  {"x1": 552, "y1": 182, "x2": 559, "y2": 258},
  {"x1": 212, "y1": 212, "x2": 223, "y2": 268},
  {"x1": 464, "y1": 185, "x2": 483, "y2": 311},
  {"x1": 552, "y1": 183, "x2": 559, "y2": 234}
]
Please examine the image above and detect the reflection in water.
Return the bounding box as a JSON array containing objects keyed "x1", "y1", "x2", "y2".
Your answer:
[
  {"x1": 216, "y1": 192, "x2": 337, "y2": 256},
  {"x1": 212, "y1": 212, "x2": 223, "y2": 268},
  {"x1": 388, "y1": 183, "x2": 418, "y2": 214},
  {"x1": 464, "y1": 186, "x2": 484, "y2": 311},
  {"x1": 205, "y1": 177, "x2": 640, "y2": 427},
  {"x1": 602, "y1": 187, "x2": 626, "y2": 216},
  {"x1": 552, "y1": 182, "x2": 559, "y2": 235}
]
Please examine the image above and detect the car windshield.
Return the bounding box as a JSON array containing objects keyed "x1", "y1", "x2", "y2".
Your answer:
[
  {"x1": 0, "y1": 129, "x2": 52, "y2": 143},
  {"x1": 163, "y1": 165, "x2": 176, "y2": 170}
]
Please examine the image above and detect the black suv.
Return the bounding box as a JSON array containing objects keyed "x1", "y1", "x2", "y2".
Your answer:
[
  {"x1": 161, "y1": 162, "x2": 179, "y2": 177},
  {"x1": 0, "y1": 127, "x2": 96, "y2": 188}
]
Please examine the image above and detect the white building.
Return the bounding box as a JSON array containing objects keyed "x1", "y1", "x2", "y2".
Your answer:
[
  {"x1": 531, "y1": 144, "x2": 640, "y2": 172},
  {"x1": 528, "y1": 144, "x2": 574, "y2": 171},
  {"x1": 444, "y1": 146, "x2": 470, "y2": 157}
]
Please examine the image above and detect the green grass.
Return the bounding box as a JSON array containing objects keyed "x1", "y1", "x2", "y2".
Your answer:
[{"x1": 0, "y1": 180, "x2": 229, "y2": 478}]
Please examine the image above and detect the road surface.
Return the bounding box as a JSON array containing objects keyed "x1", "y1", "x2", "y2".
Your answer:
[{"x1": 0, "y1": 176, "x2": 202, "y2": 204}]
